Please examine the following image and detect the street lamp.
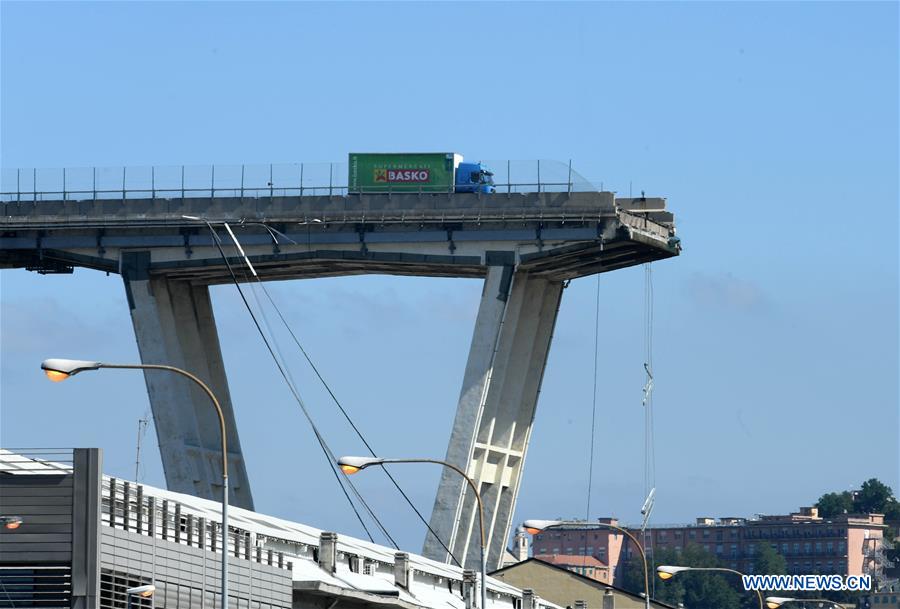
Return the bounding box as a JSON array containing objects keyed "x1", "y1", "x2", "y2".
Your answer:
[
  {"x1": 337, "y1": 456, "x2": 488, "y2": 609},
  {"x1": 765, "y1": 597, "x2": 845, "y2": 609},
  {"x1": 41, "y1": 358, "x2": 231, "y2": 609},
  {"x1": 125, "y1": 584, "x2": 155, "y2": 609},
  {"x1": 657, "y1": 565, "x2": 764, "y2": 609},
  {"x1": 0, "y1": 516, "x2": 23, "y2": 530},
  {"x1": 522, "y1": 519, "x2": 651, "y2": 609}
]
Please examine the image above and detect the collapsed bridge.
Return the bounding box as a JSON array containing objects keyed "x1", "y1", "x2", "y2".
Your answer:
[{"x1": 1, "y1": 163, "x2": 680, "y2": 571}]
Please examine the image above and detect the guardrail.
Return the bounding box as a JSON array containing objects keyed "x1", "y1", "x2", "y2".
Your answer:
[{"x1": 1, "y1": 160, "x2": 601, "y2": 202}]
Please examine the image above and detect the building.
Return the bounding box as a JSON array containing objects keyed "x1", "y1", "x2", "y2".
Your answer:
[
  {"x1": 532, "y1": 555, "x2": 610, "y2": 584},
  {"x1": 490, "y1": 557, "x2": 676, "y2": 609},
  {"x1": 860, "y1": 583, "x2": 900, "y2": 608},
  {"x1": 0, "y1": 448, "x2": 562, "y2": 609},
  {"x1": 529, "y1": 508, "x2": 888, "y2": 586}
]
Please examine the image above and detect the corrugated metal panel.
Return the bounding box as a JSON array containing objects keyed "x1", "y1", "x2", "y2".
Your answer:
[
  {"x1": 0, "y1": 474, "x2": 73, "y2": 564},
  {"x1": 0, "y1": 566, "x2": 72, "y2": 608}
]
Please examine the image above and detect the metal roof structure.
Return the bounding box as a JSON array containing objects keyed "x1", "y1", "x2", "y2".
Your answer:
[{"x1": 0, "y1": 449, "x2": 563, "y2": 609}]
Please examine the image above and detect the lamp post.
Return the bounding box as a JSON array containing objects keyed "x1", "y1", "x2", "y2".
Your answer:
[
  {"x1": 125, "y1": 584, "x2": 155, "y2": 609},
  {"x1": 337, "y1": 456, "x2": 487, "y2": 609},
  {"x1": 522, "y1": 519, "x2": 651, "y2": 609},
  {"x1": 657, "y1": 565, "x2": 764, "y2": 609},
  {"x1": 765, "y1": 597, "x2": 845, "y2": 609},
  {"x1": 41, "y1": 359, "x2": 230, "y2": 609}
]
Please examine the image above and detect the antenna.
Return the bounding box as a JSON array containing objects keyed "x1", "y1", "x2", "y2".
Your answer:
[{"x1": 134, "y1": 418, "x2": 148, "y2": 482}]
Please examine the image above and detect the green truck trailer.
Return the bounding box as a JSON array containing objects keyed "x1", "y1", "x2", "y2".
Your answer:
[{"x1": 348, "y1": 153, "x2": 494, "y2": 194}]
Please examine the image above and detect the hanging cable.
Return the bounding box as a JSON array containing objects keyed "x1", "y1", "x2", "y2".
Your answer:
[
  {"x1": 251, "y1": 275, "x2": 463, "y2": 565},
  {"x1": 220, "y1": 226, "x2": 402, "y2": 548},
  {"x1": 583, "y1": 273, "x2": 601, "y2": 568},
  {"x1": 232, "y1": 221, "x2": 462, "y2": 565},
  {"x1": 642, "y1": 262, "x2": 658, "y2": 596},
  {"x1": 202, "y1": 222, "x2": 392, "y2": 546}
]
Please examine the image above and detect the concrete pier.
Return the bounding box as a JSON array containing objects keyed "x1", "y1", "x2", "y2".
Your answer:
[
  {"x1": 423, "y1": 264, "x2": 563, "y2": 569},
  {"x1": 122, "y1": 251, "x2": 254, "y2": 509}
]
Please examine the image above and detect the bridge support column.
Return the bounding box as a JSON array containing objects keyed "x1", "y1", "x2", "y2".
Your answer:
[
  {"x1": 424, "y1": 261, "x2": 563, "y2": 570},
  {"x1": 121, "y1": 251, "x2": 254, "y2": 510}
]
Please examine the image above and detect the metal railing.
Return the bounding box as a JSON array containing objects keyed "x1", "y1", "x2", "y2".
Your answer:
[
  {"x1": 0, "y1": 160, "x2": 601, "y2": 203},
  {"x1": 102, "y1": 477, "x2": 295, "y2": 571},
  {"x1": 0, "y1": 448, "x2": 75, "y2": 474}
]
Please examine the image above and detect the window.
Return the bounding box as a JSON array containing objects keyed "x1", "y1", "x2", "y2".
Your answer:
[
  {"x1": 716, "y1": 544, "x2": 724, "y2": 554},
  {"x1": 731, "y1": 544, "x2": 739, "y2": 557},
  {"x1": 689, "y1": 531, "x2": 697, "y2": 539},
  {"x1": 815, "y1": 542, "x2": 823, "y2": 553},
  {"x1": 826, "y1": 542, "x2": 834, "y2": 554},
  {"x1": 782, "y1": 543, "x2": 789, "y2": 555},
  {"x1": 804, "y1": 543, "x2": 812, "y2": 554},
  {"x1": 702, "y1": 530, "x2": 710, "y2": 539},
  {"x1": 793, "y1": 543, "x2": 800, "y2": 554}
]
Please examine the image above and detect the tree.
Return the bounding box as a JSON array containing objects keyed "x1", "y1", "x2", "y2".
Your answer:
[
  {"x1": 620, "y1": 543, "x2": 744, "y2": 609},
  {"x1": 854, "y1": 478, "x2": 896, "y2": 514},
  {"x1": 883, "y1": 500, "x2": 900, "y2": 522},
  {"x1": 753, "y1": 543, "x2": 787, "y2": 576},
  {"x1": 816, "y1": 491, "x2": 854, "y2": 517}
]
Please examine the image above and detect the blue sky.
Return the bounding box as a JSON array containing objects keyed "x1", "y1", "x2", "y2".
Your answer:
[{"x1": 1, "y1": 2, "x2": 897, "y2": 552}]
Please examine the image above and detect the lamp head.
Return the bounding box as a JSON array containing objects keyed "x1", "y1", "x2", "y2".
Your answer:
[
  {"x1": 656, "y1": 565, "x2": 690, "y2": 580},
  {"x1": 522, "y1": 519, "x2": 563, "y2": 535},
  {"x1": 41, "y1": 359, "x2": 102, "y2": 382},
  {"x1": 126, "y1": 584, "x2": 156, "y2": 598},
  {"x1": 337, "y1": 456, "x2": 384, "y2": 475},
  {"x1": 764, "y1": 597, "x2": 793, "y2": 609},
  {"x1": 1, "y1": 516, "x2": 23, "y2": 530}
]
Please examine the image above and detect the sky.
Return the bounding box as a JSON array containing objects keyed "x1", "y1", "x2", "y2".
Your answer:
[{"x1": 1, "y1": 1, "x2": 898, "y2": 554}]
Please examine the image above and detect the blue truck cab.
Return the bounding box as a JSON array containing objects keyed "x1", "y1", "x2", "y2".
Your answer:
[{"x1": 455, "y1": 162, "x2": 495, "y2": 194}]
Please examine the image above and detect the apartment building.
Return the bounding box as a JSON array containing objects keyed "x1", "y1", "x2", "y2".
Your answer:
[{"x1": 529, "y1": 507, "x2": 889, "y2": 586}]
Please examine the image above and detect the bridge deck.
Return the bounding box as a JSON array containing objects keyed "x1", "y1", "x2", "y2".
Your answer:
[{"x1": 1, "y1": 191, "x2": 679, "y2": 282}]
